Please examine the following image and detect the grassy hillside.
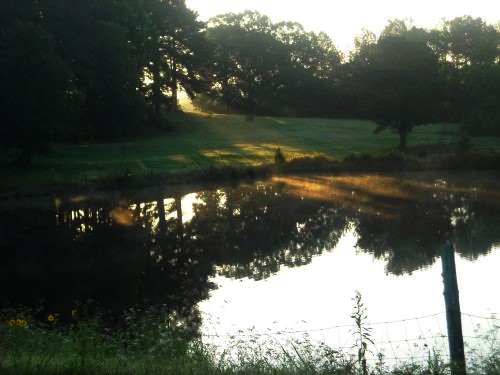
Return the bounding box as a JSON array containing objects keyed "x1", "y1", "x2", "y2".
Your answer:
[{"x1": 1, "y1": 113, "x2": 499, "y2": 192}]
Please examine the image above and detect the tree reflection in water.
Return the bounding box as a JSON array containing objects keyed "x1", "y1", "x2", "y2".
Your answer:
[{"x1": 1, "y1": 172, "x2": 499, "y2": 331}]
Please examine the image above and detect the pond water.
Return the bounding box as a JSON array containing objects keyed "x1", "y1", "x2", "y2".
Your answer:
[{"x1": 1, "y1": 171, "x2": 499, "y2": 362}]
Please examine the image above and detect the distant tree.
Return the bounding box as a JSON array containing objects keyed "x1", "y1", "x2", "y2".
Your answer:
[
  {"x1": 206, "y1": 12, "x2": 288, "y2": 115},
  {"x1": 273, "y1": 21, "x2": 343, "y2": 116},
  {"x1": 351, "y1": 29, "x2": 377, "y2": 61},
  {"x1": 206, "y1": 11, "x2": 343, "y2": 117},
  {"x1": 445, "y1": 17, "x2": 500, "y2": 135},
  {"x1": 462, "y1": 64, "x2": 500, "y2": 135},
  {"x1": 379, "y1": 19, "x2": 411, "y2": 39},
  {"x1": 353, "y1": 27, "x2": 443, "y2": 150},
  {"x1": 0, "y1": 22, "x2": 72, "y2": 163},
  {"x1": 191, "y1": 93, "x2": 236, "y2": 114},
  {"x1": 437, "y1": 16, "x2": 498, "y2": 68},
  {"x1": 429, "y1": 16, "x2": 500, "y2": 123}
]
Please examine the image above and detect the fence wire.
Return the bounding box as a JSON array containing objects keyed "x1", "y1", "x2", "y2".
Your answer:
[{"x1": 200, "y1": 310, "x2": 499, "y2": 368}]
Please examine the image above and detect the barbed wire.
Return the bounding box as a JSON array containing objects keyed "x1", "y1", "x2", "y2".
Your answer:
[
  {"x1": 461, "y1": 312, "x2": 500, "y2": 321},
  {"x1": 202, "y1": 331, "x2": 498, "y2": 345},
  {"x1": 365, "y1": 312, "x2": 445, "y2": 326},
  {"x1": 201, "y1": 311, "x2": 499, "y2": 344},
  {"x1": 201, "y1": 314, "x2": 499, "y2": 370}
]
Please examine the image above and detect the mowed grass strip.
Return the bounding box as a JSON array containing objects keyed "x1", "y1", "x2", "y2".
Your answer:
[{"x1": 0, "y1": 113, "x2": 498, "y2": 191}]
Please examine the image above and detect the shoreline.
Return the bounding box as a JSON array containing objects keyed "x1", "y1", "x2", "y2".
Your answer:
[{"x1": 1, "y1": 150, "x2": 499, "y2": 201}]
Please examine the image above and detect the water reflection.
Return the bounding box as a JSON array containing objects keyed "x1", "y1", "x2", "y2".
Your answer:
[{"x1": 1, "y1": 172, "x2": 499, "y2": 329}]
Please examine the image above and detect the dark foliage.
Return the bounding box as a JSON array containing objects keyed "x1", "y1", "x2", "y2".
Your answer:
[
  {"x1": 0, "y1": 3, "x2": 498, "y2": 158},
  {"x1": 0, "y1": 0, "x2": 209, "y2": 157}
]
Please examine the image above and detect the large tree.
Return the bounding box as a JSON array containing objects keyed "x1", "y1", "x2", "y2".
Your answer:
[
  {"x1": 353, "y1": 27, "x2": 443, "y2": 150},
  {"x1": 40, "y1": 0, "x2": 148, "y2": 139},
  {"x1": 142, "y1": 0, "x2": 210, "y2": 124},
  {"x1": 0, "y1": 0, "x2": 213, "y2": 141},
  {"x1": 0, "y1": 22, "x2": 72, "y2": 163}
]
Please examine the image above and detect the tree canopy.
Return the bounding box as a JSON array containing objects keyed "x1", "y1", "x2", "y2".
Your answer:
[
  {"x1": 0, "y1": 22, "x2": 72, "y2": 161},
  {"x1": 205, "y1": 11, "x2": 344, "y2": 117},
  {"x1": 0, "y1": 2, "x2": 498, "y2": 159},
  {"x1": 0, "y1": 0, "x2": 210, "y2": 154},
  {"x1": 352, "y1": 26, "x2": 443, "y2": 149}
]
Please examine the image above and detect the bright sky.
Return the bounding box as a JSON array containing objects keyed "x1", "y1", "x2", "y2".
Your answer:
[{"x1": 186, "y1": 0, "x2": 499, "y2": 53}]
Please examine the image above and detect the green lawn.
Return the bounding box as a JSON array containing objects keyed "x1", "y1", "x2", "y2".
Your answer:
[{"x1": 1, "y1": 113, "x2": 499, "y2": 192}]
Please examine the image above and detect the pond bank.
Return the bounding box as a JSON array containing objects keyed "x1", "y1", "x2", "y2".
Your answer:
[{"x1": 1, "y1": 149, "x2": 499, "y2": 200}]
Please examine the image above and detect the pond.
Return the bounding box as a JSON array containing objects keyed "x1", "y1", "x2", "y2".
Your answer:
[{"x1": 1, "y1": 171, "x2": 499, "y2": 363}]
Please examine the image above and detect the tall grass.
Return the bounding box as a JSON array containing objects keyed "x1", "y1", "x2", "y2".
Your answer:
[{"x1": 1, "y1": 301, "x2": 499, "y2": 374}]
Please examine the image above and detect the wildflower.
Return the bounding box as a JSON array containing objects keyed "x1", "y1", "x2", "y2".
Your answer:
[
  {"x1": 16, "y1": 319, "x2": 22, "y2": 326},
  {"x1": 47, "y1": 315, "x2": 55, "y2": 322},
  {"x1": 19, "y1": 320, "x2": 28, "y2": 327},
  {"x1": 71, "y1": 309, "x2": 78, "y2": 318},
  {"x1": 8, "y1": 319, "x2": 16, "y2": 327}
]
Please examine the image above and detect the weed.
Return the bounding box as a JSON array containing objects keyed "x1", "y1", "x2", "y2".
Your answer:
[{"x1": 351, "y1": 291, "x2": 374, "y2": 375}]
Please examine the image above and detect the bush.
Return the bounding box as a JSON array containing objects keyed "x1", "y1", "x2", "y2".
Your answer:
[
  {"x1": 462, "y1": 97, "x2": 500, "y2": 136},
  {"x1": 342, "y1": 150, "x2": 413, "y2": 171},
  {"x1": 245, "y1": 113, "x2": 255, "y2": 122}
]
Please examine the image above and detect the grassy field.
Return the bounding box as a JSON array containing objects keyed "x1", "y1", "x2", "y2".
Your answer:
[{"x1": 1, "y1": 113, "x2": 499, "y2": 192}]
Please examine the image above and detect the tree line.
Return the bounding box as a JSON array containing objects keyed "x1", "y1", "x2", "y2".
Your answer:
[{"x1": 0, "y1": 1, "x2": 499, "y2": 160}]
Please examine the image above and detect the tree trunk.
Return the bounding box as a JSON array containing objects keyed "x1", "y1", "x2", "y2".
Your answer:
[
  {"x1": 174, "y1": 195, "x2": 183, "y2": 239},
  {"x1": 152, "y1": 65, "x2": 162, "y2": 123},
  {"x1": 151, "y1": 45, "x2": 163, "y2": 125},
  {"x1": 171, "y1": 56, "x2": 178, "y2": 111},
  {"x1": 157, "y1": 197, "x2": 166, "y2": 237}
]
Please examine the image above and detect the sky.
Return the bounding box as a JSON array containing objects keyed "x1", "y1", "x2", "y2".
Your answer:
[{"x1": 185, "y1": 0, "x2": 499, "y2": 53}]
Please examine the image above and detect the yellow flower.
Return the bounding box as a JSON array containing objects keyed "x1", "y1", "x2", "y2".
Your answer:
[
  {"x1": 16, "y1": 319, "x2": 22, "y2": 326},
  {"x1": 19, "y1": 320, "x2": 28, "y2": 327},
  {"x1": 8, "y1": 319, "x2": 16, "y2": 327},
  {"x1": 71, "y1": 309, "x2": 78, "y2": 318},
  {"x1": 47, "y1": 315, "x2": 55, "y2": 322}
]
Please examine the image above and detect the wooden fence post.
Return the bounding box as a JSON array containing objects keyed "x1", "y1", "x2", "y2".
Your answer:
[{"x1": 441, "y1": 243, "x2": 466, "y2": 375}]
